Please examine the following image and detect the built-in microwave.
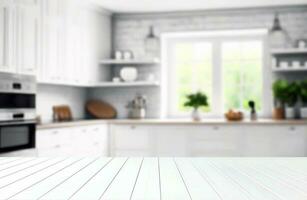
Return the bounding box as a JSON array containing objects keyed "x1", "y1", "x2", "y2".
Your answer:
[
  {"x1": 0, "y1": 121, "x2": 35, "y2": 153},
  {"x1": 0, "y1": 73, "x2": 36, "y2": 122}
]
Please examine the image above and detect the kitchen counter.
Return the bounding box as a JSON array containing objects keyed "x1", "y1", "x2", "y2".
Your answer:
[
  {"x1": 0, "y1": 157, "x2": 306, "y2": 199},
  {"x1": 37, "y1": 118, "x2": 307, "y2": 130}
]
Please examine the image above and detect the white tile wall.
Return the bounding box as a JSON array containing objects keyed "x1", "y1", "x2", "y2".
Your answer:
[{"x1": 37, "y1": 85, "x2": 87, "y2": 123}]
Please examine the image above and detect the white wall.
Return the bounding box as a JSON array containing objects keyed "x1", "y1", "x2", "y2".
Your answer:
[{"x1": 36, "y1": 85, "x2": 87, "y2": 123}]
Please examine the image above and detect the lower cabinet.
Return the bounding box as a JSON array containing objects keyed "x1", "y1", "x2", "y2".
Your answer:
[
  {"x1": 110, "y1": 124, "x2": 307, "y2": 157},
  {"x1": 36, "y1": 124, "x2": 108, "y2": 157}
]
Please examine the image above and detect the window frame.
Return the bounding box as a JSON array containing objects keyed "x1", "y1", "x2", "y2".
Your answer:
[{"x1": 161, "y1": 29, "x2": 272, "y2": 118}]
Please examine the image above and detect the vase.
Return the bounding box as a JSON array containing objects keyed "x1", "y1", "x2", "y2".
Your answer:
[
  {"x1": 273, "y1": 107, "x2": 284, "y2": 120},
  {"x1": 300, "y1": 107, "x2": 307, "y2": 119},
  {"x1": 285, "y1": 107, "x2": 295, "y2": 119},
  {"x1": 192, "y1": 108, "x2": 201, "y2": 121}
]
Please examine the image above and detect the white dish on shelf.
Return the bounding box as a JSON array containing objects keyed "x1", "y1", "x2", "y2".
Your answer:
[
  {"x1": 292, "y1": 61, "x2": 300, "y2": 69},
  {"x1": 120, "y1": 67, "x2": 138, "y2": 82}
]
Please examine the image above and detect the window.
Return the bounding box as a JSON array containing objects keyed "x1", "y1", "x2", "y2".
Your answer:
[
  {"x1": 222, "y1": 41, "x2": 263, "y2": 111},
  {"x1": 162, "y1": 30, "x2": 269, "y2": 117}
]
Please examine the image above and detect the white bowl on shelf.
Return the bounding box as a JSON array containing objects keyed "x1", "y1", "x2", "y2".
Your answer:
[{"x1": 120, "y1": 67, "x2": 138, "y2": 82}]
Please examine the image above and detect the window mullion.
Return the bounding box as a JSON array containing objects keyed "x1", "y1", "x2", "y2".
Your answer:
[{"x1": 212, "y1": 40, "x2": 222, "y2": 116}]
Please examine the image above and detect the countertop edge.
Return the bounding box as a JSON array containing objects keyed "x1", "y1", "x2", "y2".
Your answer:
[{"x1": 37, "y1": 119, "x2": 307, "y2": 130}]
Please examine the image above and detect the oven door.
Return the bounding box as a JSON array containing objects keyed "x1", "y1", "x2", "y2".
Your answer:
[{"x1": 0, "y1": 122, "x2": 35, "y2": 153}]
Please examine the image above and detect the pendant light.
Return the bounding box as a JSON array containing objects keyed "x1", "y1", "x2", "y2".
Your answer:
[
  {"x1": 144, "y1": 26, "x2": 160, "y2": 59},
  {"x1": 269, "y1": 13, "x2": 292, "y2": 48}
]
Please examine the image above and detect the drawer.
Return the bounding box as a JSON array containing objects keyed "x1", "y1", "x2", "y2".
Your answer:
[
  {"x1": 36, "y1": 129, "x2": 72, "y2": 149},
  {"x1": 192, "y1": 126, "x2": 240, "y2": 140},
  {"x1": 112, "y1": 125, "x2": 151, "y2": 150},
  {"x1": 191, "y1": 140, "x2": 239, "y2": 156}
]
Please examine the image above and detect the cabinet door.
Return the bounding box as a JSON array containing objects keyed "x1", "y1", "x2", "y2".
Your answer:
[
  {"x1": 243, "y1": 125, "x2": 307, "y2": 157},
  {"x1": 110, "y1": 125, "x2": 153, "y2": 156},
  {"x1": 16, "y1": 4, "x2": 38, "y2": 75},
  {"x1": 272, "y1": 126, "x2": 307, "y2": 156},
  {"x1": 36, "y1": 128, "x2": 74, "y2": 157},
  {"x1": 189, "y1": 125, "x2": 242, "y2": 157},
  {"x1": 155, "y1": 126, "x2": 189, "y2": 156},
  {"x1": 0, "y1": 2, "x2": 10, "y2": 72},
  {"x1": 40, "y1": 0, "x2": 61, "y2": 82}
]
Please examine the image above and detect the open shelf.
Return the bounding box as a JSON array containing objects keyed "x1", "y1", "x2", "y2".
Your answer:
[
  {"x1": 99, "y1": 59, "x2": 160, "y2": 65},
  {"x1": 272, "y1": 67, "x2": 307, "y2": 72},
  {"x1": 271, "y1": 48, "x2": 307, "y2": 55},
  {"x1": 89, "y1": 81, "x2": 160, "y2": 87}
]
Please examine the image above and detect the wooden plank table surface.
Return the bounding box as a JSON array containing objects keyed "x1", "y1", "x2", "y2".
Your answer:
[{"x1": 0, "y1": 157, "x2": 306, "y2": 200}]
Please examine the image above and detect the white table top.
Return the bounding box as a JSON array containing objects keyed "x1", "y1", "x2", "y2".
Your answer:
[{"x1": 0, "y1": 157, "x2": 306, "y2": 200}]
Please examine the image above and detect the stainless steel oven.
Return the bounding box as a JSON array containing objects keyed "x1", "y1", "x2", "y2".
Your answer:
[
  {"x1": 0, "y1": 121, "x2": 35, "y2": 153},
  {"x1": 0, "y1": 73, "x2": 36, "y2": 153}
]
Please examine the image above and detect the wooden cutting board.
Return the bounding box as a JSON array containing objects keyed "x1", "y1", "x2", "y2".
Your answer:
[
  {"x1": 86, "y1": 100, "x2": 117, "y2": 119},
  {"x1": 53, "y1": 105, "x2": 73, "y2": 122}
]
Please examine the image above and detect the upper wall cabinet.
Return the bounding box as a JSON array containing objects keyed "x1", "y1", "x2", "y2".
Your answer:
[
  {"x1": 0, "y1": 1, "x2": 10, "y2": 73},
  {"x1": 38, "y1": 0, "x2": 111, "y2": 86},
  {"x1": 0, "y1": 0, "x2": 38, "y2": 76}
]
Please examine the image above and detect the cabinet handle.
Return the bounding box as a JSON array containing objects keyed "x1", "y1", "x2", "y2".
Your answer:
[
  {"x1": 52, "y1": 131, "x2": 59, "y2": 135},
  {"x1": 289, "y1": 126, "x2": 296, "y2": 131},
  {"x1": 213, "y1": 126, "x2": 219, "y2": 130},
  {"x1": 54, "y1": 145, "x2": 61, "y2": 148},
  {"x1": 130, "y1": 125, "x2": 136, "y2": 130}
]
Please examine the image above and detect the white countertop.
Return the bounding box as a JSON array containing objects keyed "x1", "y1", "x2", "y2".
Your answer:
[
  {"x1": 0, "y1": 157, "x2": 306, "y2": 199},
  {"x1": 37, "y1": 118, "x2": 307, "y2": 130}
]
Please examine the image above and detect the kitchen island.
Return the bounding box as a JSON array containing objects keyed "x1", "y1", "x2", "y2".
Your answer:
[{"x1": 0, "y1": 157, "x2": 306, "y2": 199}]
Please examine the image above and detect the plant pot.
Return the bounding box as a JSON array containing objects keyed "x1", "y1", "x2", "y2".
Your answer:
[
  {"x1": 300, "y1": 107, "x2": 307, "y2": 119},
  {"x1": 192, "y1": 108, "x2": 201, "y2": 121},
  {"x1": 285, "y1": 107, "x2": 295, "y2": 119},
  {"x1": 273, "y1": 107, "x2": 284, "y2": 120}
]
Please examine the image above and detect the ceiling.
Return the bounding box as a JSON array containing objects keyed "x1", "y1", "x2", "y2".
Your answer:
[{"x1": 93, "y1": 0, "x2": 307, "y2": 13}]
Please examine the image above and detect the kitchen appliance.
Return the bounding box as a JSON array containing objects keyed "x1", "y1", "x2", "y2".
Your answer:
[
  {"x1": 0, "y1": 73, "x2": 36, "y2": 153},
  {"x1": 127, "y1": 95, "x2": 147, "y2": 119},
  {"x1": 0, "y1": 121, "x2": 36, "y2": 153}
]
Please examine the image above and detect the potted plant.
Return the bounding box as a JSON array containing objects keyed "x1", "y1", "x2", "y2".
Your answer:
[
  {"x1": 284, "y1": 82, "x2": 299, "y2": 119},
  {"x1": 272, "y1": 79, "x2": 288, "y2": 119},
  {"x1": 184, "y1": 92, "x2": 209, "y2": 121},
  {"x1": 299, "y1": 80, "x2": 307, "y2": 118}
]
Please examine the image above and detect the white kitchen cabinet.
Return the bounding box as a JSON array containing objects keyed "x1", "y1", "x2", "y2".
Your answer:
[
  {"x1": 110, "y1": 124, "x2": 307, "y2": 157},
  {"x1": 16, "y1": 4, "x2": 38, "y2": 75},
  {"x1": 242, "y1": 125, "x2": 307, "y2": 157},
  {"x1": 0, "y1": 1, "x2": 10, "y2": 73},
  {"x1": 36, "y1": 124, "x2": 109, "y2": 157},
  {"x1": 110, "y1": 125, "x2": 153, "y2": 156},
  {"x1": 37, "y1": 0, "x2": 111, "y2": 86},
  {"x1": 155, "y1": 126, "x2": 189, "y2": 156},
  {"x1": 189, "y1": 125, "x2": 242, "y2": 157},
  {"x1": 0, "y1": 0, "x2": 38, "y2": 75}
]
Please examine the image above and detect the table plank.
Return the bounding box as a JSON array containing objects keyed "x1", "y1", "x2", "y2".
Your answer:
[
  {"x1": 226, "y1": 159, "x2": 307, "y2": 200},
  {"x1": 70, "y1": 157, "x2": 127, "y2": 200},
  {"x1": 0, "y1": 158, "x2": 64, "y2": 189},
  {"x1": 193, "y1": 159, "x2": 251, "y2": 200},
  {"x1": 0, "y1": 158, "x2": 80, "y2": 199},
  {"x1": 209, "y1": 159, "x2": 282, "y2": 200},
  {"x1": 159, "y1": 158, "x2": 191, "y2": 200},
  {"x1": 0, "y1": 158, "x2": 49, "y2": 179},
  {"x1": 100, "y1": 158, "x2": 143, "y2": 200},
  {"x1": 131, "y1": 158, "x2": 161, "y2": 200},
  {"x1": 39, "y1": 158, "x2": 112, "y2": 200},
  {"x1": 174, "y1": 158, "x2": 221, "y2": 200},
  {"x1": 10, "y1": 157, "x2": 98, "y2": 199}
]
